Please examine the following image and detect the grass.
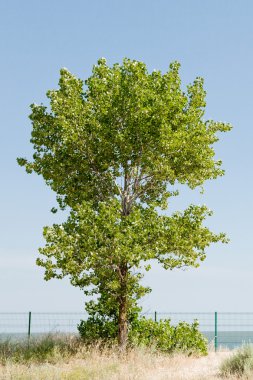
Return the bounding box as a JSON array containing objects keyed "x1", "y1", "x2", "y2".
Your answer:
[
  {"x1": 0, "y1": 334, "x2": 82, "y2": 365},
  {"x1": 0, "y1": 334, "x2": 234, "y2": 379},
  {"x1": 220, "y1": 344, "x2": 253, "y2": 379}
]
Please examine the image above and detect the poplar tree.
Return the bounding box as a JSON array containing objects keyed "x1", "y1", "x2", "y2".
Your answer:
[{"x1": 18, "y1": 58, "x2": 231, "y2": 348}]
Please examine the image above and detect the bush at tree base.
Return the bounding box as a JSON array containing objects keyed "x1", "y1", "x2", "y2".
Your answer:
[{"x1": 78, "y1": 317, "x2": 207, "y2": 355}]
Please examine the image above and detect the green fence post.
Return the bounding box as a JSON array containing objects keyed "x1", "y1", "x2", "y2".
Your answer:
[
  {"x1": 214, "y1": 311, "x2": 218, "y2": 352},
  {"x1": 155, "y1": 311, "x2": 157, "y2": 322},
  {"x1": 28, "y1": 311, "x2": 31, "y2": 347}
]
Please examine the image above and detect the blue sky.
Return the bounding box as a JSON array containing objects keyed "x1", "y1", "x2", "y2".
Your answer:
[{"x1": 0, "y1": 0, "x2": 252, "y2": 312}]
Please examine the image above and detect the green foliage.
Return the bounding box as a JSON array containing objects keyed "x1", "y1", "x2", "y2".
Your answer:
[
  {"x1": 130, "y1": 318, "x2": 207, "y2": 355},
  {"x1": 17, "y1": 59, "x2": 231, "y2": 210},
  {"x1": 78, "y1": 316, "x2": 207, "y2": 356},
  {"x1": 220, "y1": 345, "x2": 253, "y2": 378},
  {"x1": 78, "y1": 318, "x2": 117, "y2": 343},
  {"x1": 36, "y1": 200, "x2": 227, "y2": 282}
]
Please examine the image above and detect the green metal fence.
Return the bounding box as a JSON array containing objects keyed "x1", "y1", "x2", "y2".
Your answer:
[{"x1": 2, "y1": 312, "x2": 253, "y2": 350}]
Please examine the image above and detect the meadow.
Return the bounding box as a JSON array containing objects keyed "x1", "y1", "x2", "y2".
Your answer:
[{"x1": 0, "y1": 335, "x2": 235, "y2": 380}]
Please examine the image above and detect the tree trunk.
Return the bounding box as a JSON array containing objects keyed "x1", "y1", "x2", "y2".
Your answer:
[
  {"x1": 118, "y1": 189, "x2": 130, "y2": 350},
  {"x1": 118, "y1": 265, "x2": 128, "y2": 350}
]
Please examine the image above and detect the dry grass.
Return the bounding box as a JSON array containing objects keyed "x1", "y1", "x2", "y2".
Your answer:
[{"x1": 0, "y1": 346, "x2": 233, "y2": 380}]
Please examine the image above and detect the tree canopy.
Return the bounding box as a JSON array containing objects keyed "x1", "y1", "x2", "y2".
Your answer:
[{"x1": 18, "y1": 58, "x2": 231, "y2": 348}]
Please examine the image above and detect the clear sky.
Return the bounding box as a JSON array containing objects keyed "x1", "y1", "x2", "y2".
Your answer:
[{"x1": 0, "y1": 0, "x2": 252, "y2": 312}]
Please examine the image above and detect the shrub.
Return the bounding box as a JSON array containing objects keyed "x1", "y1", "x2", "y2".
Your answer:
[
  {"x1": 129, "y1": 317, "x2": 207, "y2": 355},
  {"x1": 78, "y1": 317, "x2": 207, "y2": 355},
  {"x1": 220, "y1": 345, "x2": 253, "y2": 378},
  {"x1": 78, "y1": 317, "x2": 117, "y2": 343}
]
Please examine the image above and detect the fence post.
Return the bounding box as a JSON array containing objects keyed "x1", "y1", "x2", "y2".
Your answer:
[
  {"x1": 154, "y1": 311, "x2": 157, "y2": 322},
  {"x1": 28, "y1": 311, "x2": 31, "y2": 347},
  {"x1": 214, "y1": 311, "x2": 218, "y2": 352}
]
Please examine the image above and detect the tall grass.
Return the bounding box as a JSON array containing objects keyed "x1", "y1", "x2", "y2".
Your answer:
[
  {"x1": 0, "y1": 334, "x2": 82, "y2": 365},
  {"x1": 0, "y1": 335, "x2": 231, "y2": 379},
  {"x1": 0, "y1": 351, "x2": 230, "y2": 380},
  {"x1": 220, "y1": 344, "x2": 253, "y2": 378}
]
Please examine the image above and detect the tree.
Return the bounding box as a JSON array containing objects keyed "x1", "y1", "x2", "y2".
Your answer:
[{"x1": 17, "y1": 58, "x2": 231, "y2": 349}]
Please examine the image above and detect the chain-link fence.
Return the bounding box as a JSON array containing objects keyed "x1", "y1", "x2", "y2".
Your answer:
[
  {"x1": 0, "y1": 312, "x2": 86, "y2": 341},
  {"x1": 1, "y1": 312, "x2": 253, "y2": 349}
]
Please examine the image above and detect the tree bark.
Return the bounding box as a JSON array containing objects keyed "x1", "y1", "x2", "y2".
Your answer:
[
  {"x1": 118, "y1": 180, "x2": 131, "y2": 350},
  {"x1": 118, "y1": 265, "x2": 128, "y2": 350}
]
